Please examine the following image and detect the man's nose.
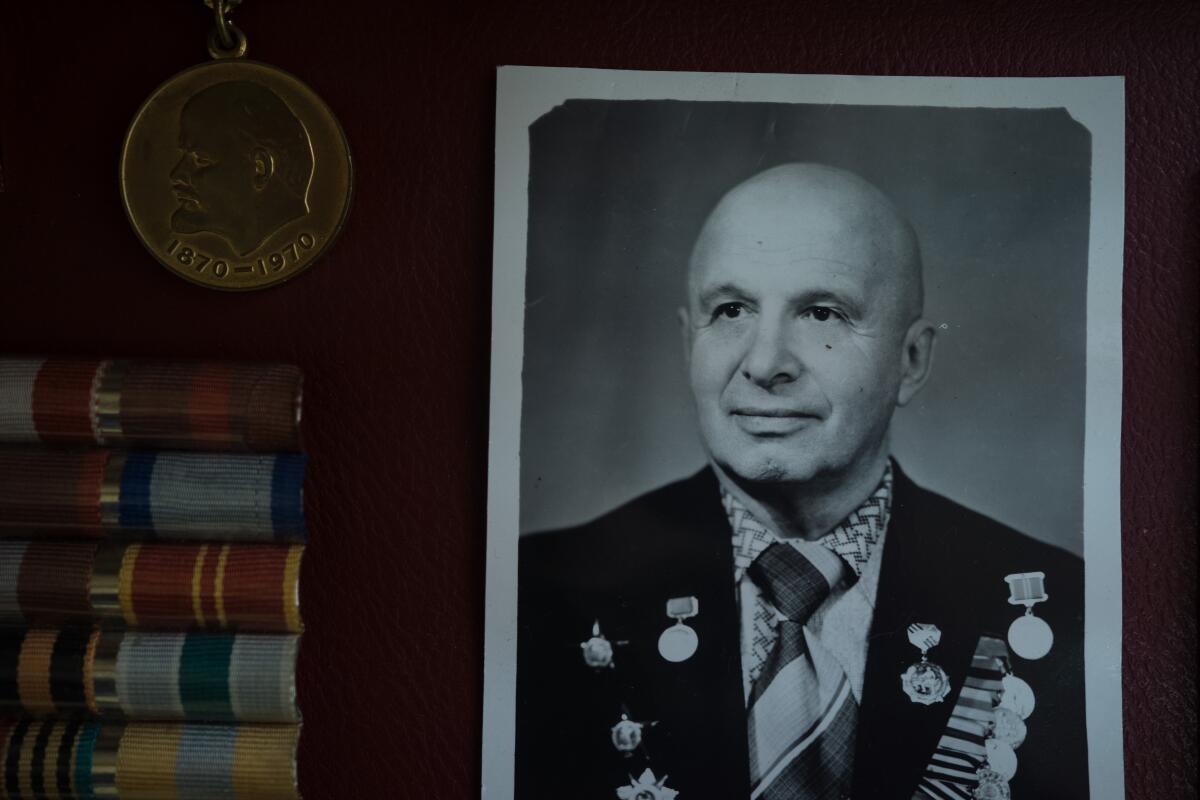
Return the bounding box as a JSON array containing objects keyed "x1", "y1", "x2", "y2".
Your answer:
[{"x1": 741, "y1": 317, "x2": 802, "y2": 388}]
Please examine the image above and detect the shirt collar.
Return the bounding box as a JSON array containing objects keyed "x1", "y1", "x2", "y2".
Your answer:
[{"x1": 722, "y1": 462, "x2": 893, "y2": 579}]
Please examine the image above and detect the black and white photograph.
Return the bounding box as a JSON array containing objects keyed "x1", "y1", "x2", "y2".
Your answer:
[{"x1": 484, "y1": 68, "x2": 1124, "y2": 800}]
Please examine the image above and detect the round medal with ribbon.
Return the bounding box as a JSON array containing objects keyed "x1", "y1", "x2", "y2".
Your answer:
[
  {"x1": 1003, "y1": 572, "x2": 1054, "y2": 660},
  {"x1": 657, "y1": 596, "x2": 700, "y2": 663}
]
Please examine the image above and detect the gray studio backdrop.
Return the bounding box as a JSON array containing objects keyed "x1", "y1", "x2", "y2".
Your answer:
[{"x1": 518, "y1": 101, "x2": 1089, "y2": 555}]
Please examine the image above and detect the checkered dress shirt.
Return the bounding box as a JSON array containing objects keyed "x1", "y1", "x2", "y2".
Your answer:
[{"x1": 723, "y1": 463, "x2": 893, "y2": 692}]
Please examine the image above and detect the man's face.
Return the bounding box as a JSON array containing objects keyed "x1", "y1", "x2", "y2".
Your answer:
[
  {"x1": 685, "y1": 184, "x2": 914, "y2": 487},
  {"x1": 169, "y1": 104, "x2": 254, "y2": 239}
]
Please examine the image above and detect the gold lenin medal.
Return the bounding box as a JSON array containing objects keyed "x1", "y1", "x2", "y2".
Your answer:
[{"x1": 120, "y1": 1, "x2": 352, "y2": 290}]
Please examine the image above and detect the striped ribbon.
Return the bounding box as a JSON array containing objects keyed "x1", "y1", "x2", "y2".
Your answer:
[
  {"x1": 0, "y1": 449, "x2": 306, "y2": 542},
  {"x1": 913, "y1": 636, "x2": 1019, "y2": 800},
  {"x1": 0, "y1": 629, "x2": 299, "y2": 723},
  {"x1": 0, "y1": 358, "x2": 302, "y2": 452},
  {"x1": 0, "y1": 718, "x2": 299, "y2": 799},
  {"x1": 0, "y1": 541, "x2": 304, "y2": 633}
]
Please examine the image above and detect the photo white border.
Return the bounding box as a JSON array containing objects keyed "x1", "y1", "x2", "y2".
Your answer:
[{"x1": 483, "y1": 66, "x2": 1125, "y2": 800}]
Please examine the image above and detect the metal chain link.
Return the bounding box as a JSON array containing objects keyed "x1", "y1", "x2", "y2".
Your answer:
[{"x1": 202, "y1": 0, "x2": 248, "y2": 60}]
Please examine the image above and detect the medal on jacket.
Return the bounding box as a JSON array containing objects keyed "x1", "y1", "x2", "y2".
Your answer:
[
  {"x1": 581, "y1": 620, "x2": 616, "y2": 669},
  {"x1": 610, "y1": 714, "x2": 644, "y2": 756},
  {"x1": 616, "y1": 769, "x2": 678, "y2": 800},
  {"x1": 120, "y1": 0, "x2": 353, "y2": 290},
  {"x1": 1003, "y1": 572, "x2": 1054, "y2": 660},
  {"x1": 989, "y1": 707, "x2": 1027, "y2": 747},
  {"x1": 997, "y1": 672, "x2": 1036, "y2": 720},
  {"x1": 900, "y1": 622, "x2": 952, "y2": 704},
  {"x1": 971, "y1": 703, "x2": 1024, "y2": 798},
  {"x1": 657, "y1": 596, "x2": 699, "y2": 663},
  {"x1": 610, "y1": 707, "x2": 657, "y2": 757},
  {"x1": 969, "y1": 642, "x2": 1026, "y2": 797},
  {"x1": 972, "y1": 768, "x2": 1011, "y2": 800}
]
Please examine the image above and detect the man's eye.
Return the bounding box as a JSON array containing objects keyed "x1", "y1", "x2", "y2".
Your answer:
[
  {"x1": 713, "y1": 302, "x2": 745, "y2": 320},
  {"x1": 803, "y1": 306, "x2": 842, "y2": 322},
  {"x1": 190, "y1": 152, "x2": 213, "y2": 167}
]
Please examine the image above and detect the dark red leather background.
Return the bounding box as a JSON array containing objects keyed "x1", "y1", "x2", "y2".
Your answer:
[{"x1": 1, "y1": 1, "x2": 1196, "y2": 796}]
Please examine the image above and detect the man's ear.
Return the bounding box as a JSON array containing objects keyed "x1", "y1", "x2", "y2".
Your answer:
[
  {"x1": 677, "y1": 306, "x2": 691, "y2": 367},
  {"x1": 897, "y1": 318, "x2": 936, "y2": 407},
  {"x1": 252, "y1": 147, "x2": 276, "y2": 190}
]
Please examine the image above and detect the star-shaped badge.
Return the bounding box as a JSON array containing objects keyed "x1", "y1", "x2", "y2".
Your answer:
[
  {"x1": 581, "y1": 620, "x2": 615, "y2": 668},
  {"x1": 615, "y1": 768, "x2": 678, "y2": 800},
  {"x1": 610, "y1": 711, "x2": 658, "y2": 756}
]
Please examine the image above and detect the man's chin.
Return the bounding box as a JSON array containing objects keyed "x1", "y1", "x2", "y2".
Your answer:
[
  {"x1": 170, "y1": 210, "x2": 206, "y2": 234},
  {"x1": 717, "y1": 455, "x2": 823, "y2": 487}
]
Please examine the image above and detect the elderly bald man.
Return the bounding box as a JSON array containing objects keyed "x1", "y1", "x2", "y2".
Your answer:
[{"x1": 516, "y1": 165, "x2": 1087, "y2": 800}]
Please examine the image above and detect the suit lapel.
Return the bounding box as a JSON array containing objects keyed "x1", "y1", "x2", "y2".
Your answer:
[
  {"x1": 614, "y1": 469, "x2": 751, "y2": 798},
  {"x1": 852, "y1": 464, "x2": 983, "y2": 800},
  {"x1": 597, "y1": 464, "x2": 991, "y2": 799}
]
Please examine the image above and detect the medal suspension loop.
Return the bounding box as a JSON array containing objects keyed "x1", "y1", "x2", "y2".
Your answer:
[{"x1": 204, "y1": 0, "x2": 248, "y2": 59}]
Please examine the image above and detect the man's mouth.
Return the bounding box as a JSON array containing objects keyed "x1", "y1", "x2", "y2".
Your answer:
[
  {"x1": 730, "y1": 407, "x2": 820, "y2": 435},
  {"x1": 172, "y1": 184, "x2": 200, "y2": 204},
  {"x1": 732, "y1": 407, "x2": 816, "y2": 418}
]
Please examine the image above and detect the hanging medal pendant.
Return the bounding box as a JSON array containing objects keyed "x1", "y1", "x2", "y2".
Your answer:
[
  {"x1": 972, "y1": 768, "x2": 1011, "y2": 800},
  {"x1": 900, "y1": 622, "x2": 952, "y2": 705},
  {"x1": 1003, "y1": 572, "x2": 1054, "y2": 660},
  {"x1": 120, "y1": 0, "x2": 353, "y2": 290},
  {"x1": 657, "y1": 596, "x2": 699, "y2": 663},
  {"x1": 997, "y1": 672, "x2": 1036, "y2": 720}
]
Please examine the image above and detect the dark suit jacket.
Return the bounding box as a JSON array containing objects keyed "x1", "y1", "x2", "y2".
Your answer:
[{"x1": 516, "y1": 464, "x2": 1088, "y2": 799}]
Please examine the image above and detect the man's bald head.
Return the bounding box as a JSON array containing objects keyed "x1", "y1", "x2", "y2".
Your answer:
[
  {"x1": 681, "y1": 163, "x2": 938, "y2": 500},
  {"x1": 689, "y1": 163, "x2": 924, "y2": 328}
]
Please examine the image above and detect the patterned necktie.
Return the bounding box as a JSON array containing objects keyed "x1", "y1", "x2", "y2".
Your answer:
[
  {"x1": 746, "y1": 542, "x2": 857, "y2": 800},
  {"x1": 728, "y1": 463, "x2": 891, "y2": 688}
]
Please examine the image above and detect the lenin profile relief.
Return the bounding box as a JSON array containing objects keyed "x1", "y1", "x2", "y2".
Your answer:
[{"x1": 169, "y1": 80, "x2": 315, "y2": 255}]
